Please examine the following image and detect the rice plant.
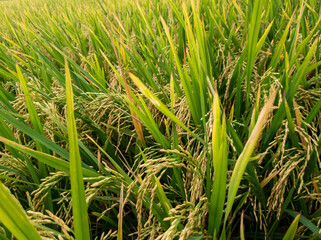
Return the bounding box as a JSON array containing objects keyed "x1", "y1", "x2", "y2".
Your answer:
[{"x1": 0, "y1": 0, "x2": 320, "y2": 239}]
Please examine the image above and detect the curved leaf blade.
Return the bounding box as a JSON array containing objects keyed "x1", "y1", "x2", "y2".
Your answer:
[
  {"x1": 65, "y1": 60, "x2": 91, "y2": 240},
  {"x1": 0, "y1": 182, "x2": 42, "y2": 240}
]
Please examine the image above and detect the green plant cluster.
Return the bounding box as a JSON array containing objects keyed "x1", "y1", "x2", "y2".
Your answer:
[{"x1": 0, "y1": 0, "x2": 320, "y2": 239}]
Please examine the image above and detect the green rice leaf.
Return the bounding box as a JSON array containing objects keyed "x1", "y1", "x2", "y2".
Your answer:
[
  {"x1": 282, "y1": 214, "x2": 300, "y2": 240},
  {"x1": 16, "y1": 64, "x2": 53, "y2": 211},
  {"x1": 264, "y1": 39, "x2": 317, "y2": 145},
  {"x1": 286, "y1": 210, "x2": 321, "y2": 235},
  {"x1": 65, "y1": 60, "x2": 91, "y2": 240},
  {"x1": 208, "y1": 92, "x2": 228, "y2": 237},
  {"x1": 268, "y1": 14, "x2": 294, "y2": 70},
  {"x1": 129, "y1": 73, "x2": 205, "y2": 145},
  {"x1": 245, "y1": 0, "x2": 264, "y2": 108},
  {"x1": 0, "y1": 182, "x2": 42, "y2": 240},
  {"x1": 225, "y1": 89, "x2": 277, "y2": 222},
  {"x1": 0, "y1": 137, "x2": 99, "y2": 178}
]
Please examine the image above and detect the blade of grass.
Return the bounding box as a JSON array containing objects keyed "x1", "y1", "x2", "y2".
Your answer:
[
  {"x1": 160, "y1": 15, "x2": 201, "y2": 126},
  {"x1": 282, "y1": 214, "x2": 300, "y2": 240},
  {"x1": 286, "y1": 210, "x2": 321, "y2": 236},
  {"x1": 16, "y1": 64, "x2": 53, "y2": 212},
  {"x1": 305, "y1": 97, "x2": 321, "y2": 124},
  {"x1": 284, "y1": 99, "x2": 300, "y2": 147},
  {"x1": 240, "y1": 211, "x2": 245, "y2": 240},
  {"x1": 208, "y1": 92, "x2": 228, "y2": 237},
  {"x1": 106, "y1": 29, "x2": 145, "y2": 144},
  {"x1": 0, "y1": 117, "x2": 39, "y2": 184},
  {"x1": 245, "y1": 0, "x2": 264, "y2": 109},
  {"x1": 249, "y1": 85, "x2": 261, "y2": 135},
  {"x1": 117, "y1": 183, "x2": 124, "y2": 240},
  {"x1": 255, "y1": 20, "x2": 274, "y2": 57},
  {"x1": 129, "y1": 73, "x2": 205, "y2": 145},
  {"x1": 0, "y1": 108, "x2": 69, "y2": 160},
  {"x1": 225, "y1": 89, "x2": 278, "y2": 223},
  {"x1": 0, "y1": 182, "x2": 42, "y2": 240},
  {"x1": 0, "y1": 137, "x2": 99, "y2": 178},
  {"x1": 268, "y1": 13, "x2": 294, "y2": 70},
  {"x1": 65, "y1": 59, "x2": 91, "y2": 240},
  {"x1": 264, "y1": 39, "x2": 317, "y2": 146}
]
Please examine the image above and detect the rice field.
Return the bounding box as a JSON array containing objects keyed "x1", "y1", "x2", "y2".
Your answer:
[{"x1": 0, "y1": 0, "x2": 321, "y2": 239}]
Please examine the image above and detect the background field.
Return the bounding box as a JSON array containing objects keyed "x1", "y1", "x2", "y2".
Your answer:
[{"x1": 0, "y1": 0, "x2": 321, "y2": 239}]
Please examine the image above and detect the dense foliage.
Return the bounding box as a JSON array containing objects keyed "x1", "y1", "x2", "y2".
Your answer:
[{"x1": 0, "y1": 0, "x2": 320, "y2": 239}]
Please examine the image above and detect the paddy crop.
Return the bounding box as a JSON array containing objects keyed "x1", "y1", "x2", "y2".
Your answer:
[{"x1": 0, "y1": 0, "x2": 320, "y2": 239}]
